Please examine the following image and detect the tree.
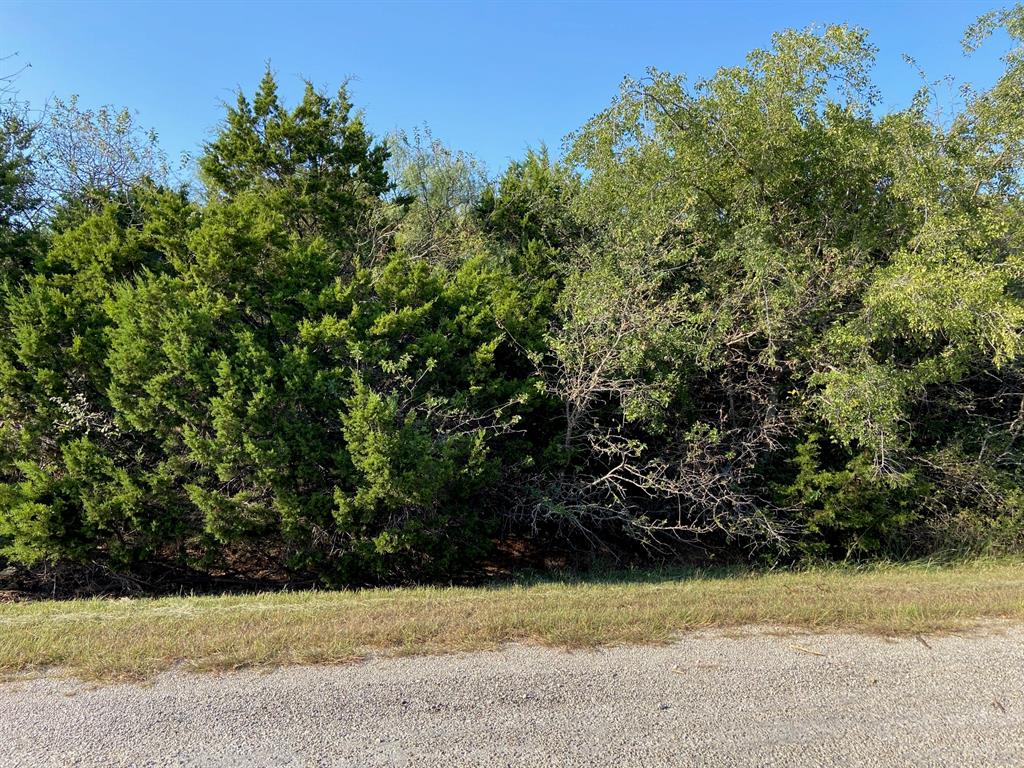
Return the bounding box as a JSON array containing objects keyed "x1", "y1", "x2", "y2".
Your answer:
[
  {"x1": 32, "y1": 95, "x2": 169, "y2": 221},
  {"x1": 0, "y1": 188, "x2": 188, "y2": 569},
  {"x1": 536, "y1": 22, "x2": 1023, "y2": 557},
  {"x1": 0, "y1": 53, "x2": 41, "y2": 281},
  {"x1": 0, "y1": 108, "x2": 39, "y2": 280},
  {"x1": 105, "y1": 72, "x2": 540, "y2": 583},
  {"x1": 4, "y1": 19, "x2": 1024, "y2": 588}
]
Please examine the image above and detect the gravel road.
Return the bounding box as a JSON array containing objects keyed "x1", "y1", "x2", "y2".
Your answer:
[{"x1": 2, "y1": 626, "x2": 1022, "y2": 767}]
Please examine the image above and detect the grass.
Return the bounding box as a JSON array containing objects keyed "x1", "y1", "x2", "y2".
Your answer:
[{"x1": 2, "y1": 558, "x2": 1023, "y2": 681}]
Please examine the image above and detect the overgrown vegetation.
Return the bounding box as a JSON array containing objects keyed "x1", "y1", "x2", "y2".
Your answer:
[{"x1": 1, "y1": 11, "x2": 1024, "y2": 589}]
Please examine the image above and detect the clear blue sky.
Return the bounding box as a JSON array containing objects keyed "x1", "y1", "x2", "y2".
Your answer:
[{"x1": 1, "y1": 1, "x2": 1012, "y2": 175}]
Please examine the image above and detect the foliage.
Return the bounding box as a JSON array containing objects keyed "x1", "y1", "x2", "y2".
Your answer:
[
  {"x1": 32, "y1": 95, "x2": 170, "y2": 222},
  {"x1": 534, "y1": 20, "x2": 1024, "y2": 557},
  {"x1": 2, "y1": 16, "x2": 1024, "y2": 586}
]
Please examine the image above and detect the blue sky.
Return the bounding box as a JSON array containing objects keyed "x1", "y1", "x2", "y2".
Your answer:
[{"x1": 1, "y1": 1, "x2": 1012, "y2": 176}]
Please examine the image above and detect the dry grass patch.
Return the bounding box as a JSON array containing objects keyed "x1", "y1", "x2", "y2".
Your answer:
[{"x1": 1, "y1": 559, "x2": 1022, "y2": 681}]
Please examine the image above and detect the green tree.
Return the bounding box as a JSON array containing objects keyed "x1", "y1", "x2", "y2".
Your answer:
[
  {"x1": 543, "y1": 22, "x2": 1023, "y2": 556},
  {"x1": 105, "y1": 73, "x2": 540, "y2": 583},
  {"x1": 0, "y1": 188, "x2": 188, "y2": 568},
  {"x1": 0, "y1": 107, "x2": 40, "y2": 282}
]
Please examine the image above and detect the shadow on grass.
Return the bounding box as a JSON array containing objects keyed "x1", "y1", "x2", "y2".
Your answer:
[
  {"x1": 1, "y1": 547, "x2": 1001, "y2": 602},
  {"x1": 486, "y1": 552, "x2": 1002, "y2": 591}
]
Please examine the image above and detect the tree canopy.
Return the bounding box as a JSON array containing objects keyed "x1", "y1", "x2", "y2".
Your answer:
[{"x1": 2, "y1": 15, "x2": 1023, "y2": 589}]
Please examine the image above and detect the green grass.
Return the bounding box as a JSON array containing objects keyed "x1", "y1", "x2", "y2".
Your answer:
[{"x1": 2, "y1": 559, "x2": 1023, "y2": 681}]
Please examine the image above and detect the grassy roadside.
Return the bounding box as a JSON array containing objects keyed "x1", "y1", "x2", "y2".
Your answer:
[{"x1": 2, "y1": 559, "x2": 1023, "y2": 681}]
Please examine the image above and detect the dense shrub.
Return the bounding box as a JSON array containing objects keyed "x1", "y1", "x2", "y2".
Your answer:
[{"x1": 1, "y1": 14, "x2": 1023, "y2": 585}]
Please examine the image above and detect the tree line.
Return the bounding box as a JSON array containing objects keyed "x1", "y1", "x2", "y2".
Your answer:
[{"x1": 1, "y1": 14, "x2": 1023, "y2": 587}]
